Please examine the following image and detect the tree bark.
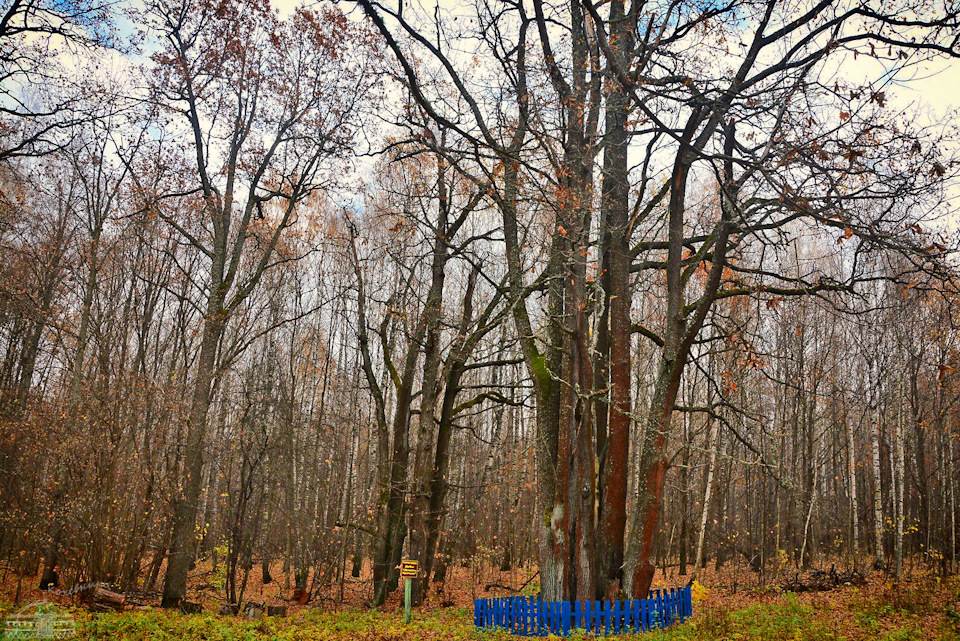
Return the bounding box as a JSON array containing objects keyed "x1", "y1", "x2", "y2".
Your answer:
[
  {"x1": 846, "y1": 412, "x2": 860, "y2": 563},
  {"x1": 596, "y1": 0, "x2": 633, "y2": 599},
  {"x1": 692, "y1": 397, "x2": 720, "y2": 581},
  {"x1": 870, "y1": 356, "x2": 886, "y2": 569},
  {"x1": 162, "y1": 300, "x2": 226, "y2": 607}
]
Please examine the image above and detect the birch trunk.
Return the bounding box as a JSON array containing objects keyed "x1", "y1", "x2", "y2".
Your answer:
[
  {"x1": 847, "y1": 415, "x2": 860, "y2": 563},
  {"x1": 691, "y1": 410, "x2": 720, "y2": 581},
  {"x1": 895, "y1": 379, "x2": 905, "y2": 578},
  {"x1": 948, "y1": 419, "x2": 956, "y2": 573},
  {"x1": 870, "y1": 358, "x2": 886, "y2": 569}
]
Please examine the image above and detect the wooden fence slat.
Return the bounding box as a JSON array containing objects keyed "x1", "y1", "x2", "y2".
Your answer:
[
  {"x1": 653, "y1": 593, "x2": 660, "y2": 630},
  {"x1": 516, "y1": 596, "x2": 523, "y2": 633},
  {"x1": 525, "y1": 595, "x2": 532, "y2": 636},
  {"x1": 514, "y1": 596, "x2": 520, "y2": 634},
  {"x1": 473, "y1": 586, "x2": 694, "y2": 636},
  {"x1": 525, "y1": 595, "x2": 532, "y2": 635},
  {"x1": 537, "y1": 594, "x2": 543, "y2": 634},
  {"x1": 521, "y1": 596, "x2": 527, "y2": 634},
  {"x1": 665, "y1": 589, "x2": 672, "y2": 626}
]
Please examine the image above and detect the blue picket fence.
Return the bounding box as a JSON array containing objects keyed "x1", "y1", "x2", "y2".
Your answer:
[{"x1": 474, "y1": 585, "x2": 692, "y2": 636}]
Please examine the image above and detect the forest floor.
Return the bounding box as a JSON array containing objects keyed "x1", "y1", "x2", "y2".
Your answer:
[{"x1": 1, "y1": 561, "x2": 958, "y2": 639}]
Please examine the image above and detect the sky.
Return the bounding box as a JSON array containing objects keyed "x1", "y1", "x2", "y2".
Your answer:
[
  {"x1": 269, "y1": 0, "x2": 960, "y2": 115},
  {"x1": 271, "y1": 0, "x2": 958, "y2": 229},
  {"x1": 61, "y1": 0, "x2": 957, "y2": 226}
]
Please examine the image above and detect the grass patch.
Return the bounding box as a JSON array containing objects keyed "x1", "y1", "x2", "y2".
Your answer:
[
  {"x1": 4, "y1": 582, "x2": 958, "y2": 640},
  {"x1": 676, "y1": 594, "x2": 840, "y2": 640},
  {"x1": 63, "y1": 598, "x2": 839, "y2": 640},
  {"x1": 71, "y1": 606, "x2": 516, "y2": 640},
  {"x1": 847, "y1": 576, "x2": 960, "y2": 640}
]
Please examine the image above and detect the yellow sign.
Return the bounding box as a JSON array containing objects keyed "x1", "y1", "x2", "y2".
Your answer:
[{"x1": 399, "y1": 559, "x2": 419, "y2": 578}]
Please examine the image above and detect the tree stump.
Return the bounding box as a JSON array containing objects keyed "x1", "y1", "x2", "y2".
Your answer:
[
  {"x1": 244, "y1": 601, "x2": 264, "y2": 620},
  {"x1": 218, "y1": 603, "x2": 239, "y2": 616},
  {"x1": 179, "y1": 601, "x2": 202, "y2": 614}
]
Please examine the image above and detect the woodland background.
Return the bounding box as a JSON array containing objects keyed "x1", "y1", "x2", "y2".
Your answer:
[{"x1": 0, "y1": 0, "x2": 959, "y2": 628}]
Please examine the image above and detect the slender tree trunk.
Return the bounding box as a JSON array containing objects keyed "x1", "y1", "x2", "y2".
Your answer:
[
  {"x1": 692, "y1": 410, "x2": 720, "y2": 581},
  {"x1": 421, "y1": 270, "x2": 482, "y2": 598},
  {"x1": 847, "y1": 414, "x2": 860, "y2": 564},
  {"x1": 629, "y1": 114, "x2": 733, "y2": 599},
  {"x1": 895, "y1": 378, "x2": 905, "y2": 578},
  {"x1": 799, "y1": 464, "x2": 819, "y2": 571},
  {"x1": 910, "y1": 370, "x2": 930, "y2": 561},
  {"x1": 948, "y1": 417, "x2": 956, "y2": 573},
  {"x1": 162, "y1": 296, "x2": 226, "y2": 608},
  {"x1": 408, "y1": 182, "x2": 449, "y2": 604},
  {"x1": 870, "y1": 358, "x2": 886, "y2": 569}
]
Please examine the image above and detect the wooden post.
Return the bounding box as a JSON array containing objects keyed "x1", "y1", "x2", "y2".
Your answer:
[
  {"x1": 404, "y1": 576, "x2": 412, "y2": 624},
  {"x1": 399, "y1": 558, "x2": 418, "y2": 624}
]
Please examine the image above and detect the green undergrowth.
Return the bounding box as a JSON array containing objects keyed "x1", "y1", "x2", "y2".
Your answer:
[{"x1": 3, "y1": 584, "x2": 957, "y2": 640}]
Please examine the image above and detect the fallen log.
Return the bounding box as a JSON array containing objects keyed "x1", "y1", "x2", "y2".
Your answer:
[
  {"x1": 123, "y1": 590, "x2": 159, "y2": 607},
  {"x1": 90, "y1": 587, "x2": 126, "y2": 612},
  {"x1": 483, "y1": 570, "x2": 540, "y2": 594},
  {"x1": 782, "y1": 565, "x2": 866, "y2": 593}
]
